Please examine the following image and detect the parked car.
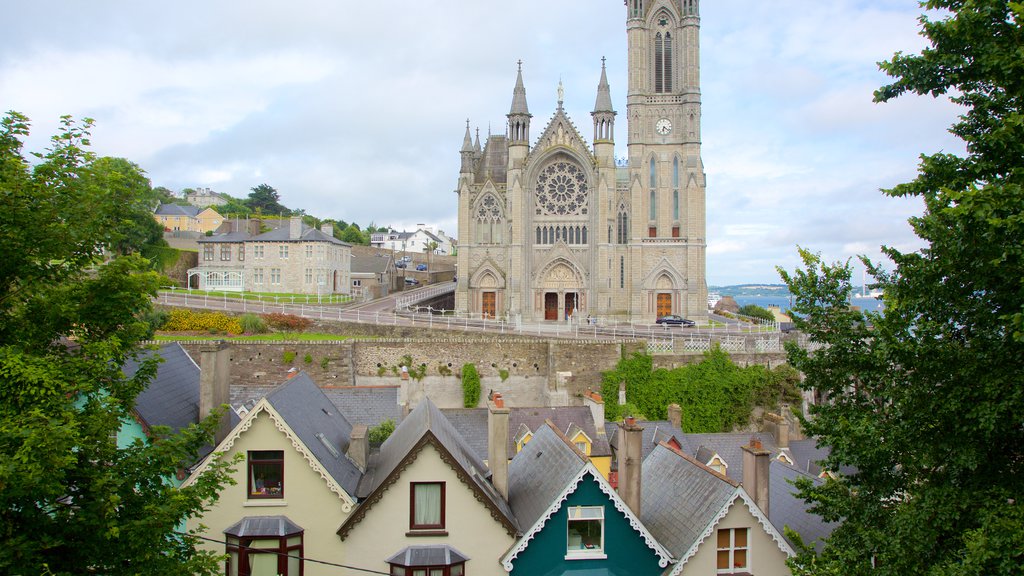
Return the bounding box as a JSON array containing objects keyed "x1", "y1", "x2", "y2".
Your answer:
[
  {"x1": 395, "y1": 261, "x2": 406, "y2": 268},
  {"x1": 400, "y1": 255, "x2": 412, "y2": 262},
  {"x1": 416, "y1": 264, "x2": 427, "y2": 271},
  {"x1": 404, "y1": 277, "x2": 420, "y2": 286},
  {"x1": 655, "y1": 314, "x2": 695, "y2": 327}
]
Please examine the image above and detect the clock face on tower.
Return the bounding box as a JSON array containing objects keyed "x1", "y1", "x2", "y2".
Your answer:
[{"x1": 655, "y1": 118, "x2": 673, "y2": 135}]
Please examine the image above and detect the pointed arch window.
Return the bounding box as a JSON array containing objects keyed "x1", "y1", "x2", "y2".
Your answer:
[
  {"x1": 617, "y1": 210, "x2": 628, "y2": 244},
  {"x1": 650, "y1": 190, "x2": 657, "y2": 221},
  {"x1": 649, "y1": 158, "x2": 657, "y2": 188},
  {"x1": 654, "y1": 31, "x2": 673, "y2": 93},
  {"x1": 475, "y1": 194, "x2": 504, "y2": 244}
]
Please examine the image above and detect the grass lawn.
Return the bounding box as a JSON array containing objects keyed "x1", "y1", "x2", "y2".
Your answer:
[{"x1": 159, "y1": 289, "x2": 354, "y2": 304}]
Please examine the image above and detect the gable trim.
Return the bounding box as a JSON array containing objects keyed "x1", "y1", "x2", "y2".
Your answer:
[
  {"x1": 501, "y1": 463, "x2": 672, "y2": 571},
  {"x1": 337, "y1": 432, "x2": 519, "y2": 540},
  {"x1": 182, "y1": 399, "x2": 356, "y2": 513},
  {"x1": 668, "y1": 487, "x2": 794, "y2": 576}
]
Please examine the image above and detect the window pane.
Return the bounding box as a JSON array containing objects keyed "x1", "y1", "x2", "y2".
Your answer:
[
  {"x1": 430, "y1": 570, "x2": 443, "y2": 576},
  {"x1": 413, "y1": 570, "x2": 426, "y2": 576},
  {"x1": 567, "y1": 519, "x2": 602, "y2": 551},
  {"x1": 717, "y1": 529, "x2": 730, "y2": 548},
  {"x1": 735, "y1": 528, "x2": 747, "y2": 547},
  {"x1": 249, "y1": 451, "x2": 283, "y2": 498},
  {"x1": 450, "y1": 565, "x2": 463, "y2": 576},
  {"x1": 734, "y1": 548, "x2": 748, "y2": 568},
  {"x1": 288, "y1": 550, "x2": 301, "y2": 575},
  {"x1": 717, "y1": 549, "x2": 730, "y2": 569},
  {"x1": 413, "y1": 483, "x2": 442, "y2": 527}
]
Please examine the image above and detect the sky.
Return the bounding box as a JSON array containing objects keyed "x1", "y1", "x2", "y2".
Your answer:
[{"x1": 1, "y1": 1, "x2": 964, "y2": 285}]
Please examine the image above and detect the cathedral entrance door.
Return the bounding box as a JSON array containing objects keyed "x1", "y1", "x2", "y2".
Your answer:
[
  {"x1": 657, "y1": 293, "x2": 672, "y2": 317},
  {"x1": 565, "y1": 293, "x2": 578, "y2": 319},
  {"x1": 482, "y1": 292, "x2": 496, "y2": 319},
  {"x1": 544, "y1": 293, "x2": 558, "y2": 320}
]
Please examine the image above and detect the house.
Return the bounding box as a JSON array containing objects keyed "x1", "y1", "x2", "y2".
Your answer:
[
  {"x1": 189, "y1": 216, "x2": 352, "y2": 294},
  {"x1": 154, "y1": 203, "x2": 223, "y2": 233},
  {"x1": 182, "y1": 370, "x2": 362, "y2": 576},
  {"x1": 186, "y1": 187, "x2": 229, "y2": 208},
  {"x1": 442, "y1": 402, "x2": 612, "y2": 479},
  {"x1": 336, "y1": 396, "x2": 519, "y2": 576},
  {"x1": 640, "y1": 437, "x2": 795, "y2": 576},
  {"x1": 119, "y1": 342, "x2": 243, "y2": 484},
  {"x1": 351, "y1": 253, "x2": 396, "y2": 299},
  {"x1": 371, "y1": 226, "x2": 453, "y2": 257},
  {"x1": 501, "y1": 421, "x2": 672, "y2": 575}
]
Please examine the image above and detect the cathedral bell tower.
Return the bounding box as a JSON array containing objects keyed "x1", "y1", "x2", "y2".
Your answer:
[{"x1": 625, "y1": 0, "x2": 708, "y2": 320}]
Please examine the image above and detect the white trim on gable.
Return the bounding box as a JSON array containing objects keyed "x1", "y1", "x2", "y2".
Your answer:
[
  {"x1": 500, "y1": 462, "x2": 672, "y2": 572},
  {"x1": 668, "y1": 486, "x2": 795, "y2": 575},
  {"x1": 181, "y1": 398, "x2": 356, "y2": 513}
]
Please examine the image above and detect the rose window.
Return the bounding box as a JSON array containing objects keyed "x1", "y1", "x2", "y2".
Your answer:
[
  {"x1": 536, "y1": 161, "x2": 588, "y2": 216},
  {"x1": 476, "y1": 195, "x2": 501, "y2": 221}
]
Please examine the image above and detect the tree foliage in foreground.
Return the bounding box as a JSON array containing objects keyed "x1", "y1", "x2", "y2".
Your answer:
[
  {"x1": 0, "y1": 112, "x2": 234, "y2": 575},
  {"x1": 780, "y1": 3, "x2": 1024, "y2": 574},
  {"x1": 601, "y1": 349, "x2": 801, "y2": 430}
]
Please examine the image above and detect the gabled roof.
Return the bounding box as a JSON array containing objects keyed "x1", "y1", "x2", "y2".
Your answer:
[
  {"x1": 769, "y1": 460, "x2": 837, "y2": 553},
  {"x1": 264, "y1": 373, "x2": 363, "y2": 495},
  {"x1": 155, "y1": 203, "x2": 200, "y2": 217},
  {"x1": 503, "y1": 423, "x2": 672, "y2": 570},
  {"x1": 642, "y1": 443, "x2": 794, "y2": 575},
  {"x1": 250, "y1": 224, "x2": 347, "y2": 245},
  {"x1": 122, "y1": 343, "x2": 200, "y2": 434},
  {"x1": 338, "y1": 397, "x2": 519, "y2": 539},
  {"x1": 787, "y1": 437, "x2": 856, "y2": 477},
  {"x1": 183, "y1": 372, "x2": 360, "y2": 511},
  {"x1": 197, "y1": 230, "x2": 250, "y2": 244}
]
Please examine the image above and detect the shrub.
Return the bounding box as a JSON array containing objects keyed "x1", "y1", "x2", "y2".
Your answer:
[
  {"x1": 320, "y1": 357, "x2": 330, "y2": 370},
  {"x1": 738, "y1": 304, "x2": 775, "y2": 323},
  {"x1": 239, "y1": 313, "x2": 267, "y2": 334},
  {"x1": 498, "y1": 368, "x2": 510, "y2": 382},
  {"x1": 162, "y1": 309, "x2": 242, "y2": 334},
  {"x1": 377, "y1": 365, "x2": 387, "y2": 377},
  {"x1": 368, "y1": 419, "x2": 396, "y2": 444},
  {"x1": 142, "y1": 308, "x2": 169, "y2": 336},
  {"x1": 438, "y1": 364, "x2": 452, "y2": 377},
  {"x1": 283, "y1": 351, "x2": 296, "y2": 364},
  {"x1": 461, "y1": 363, "x2": 481, "y2": 408},
  {"x1": 303, "y1": 353, "x2": 313, "y2": 364},
  {"x1": 261, "y1": 312, "x2": 313, "y2": 332}
]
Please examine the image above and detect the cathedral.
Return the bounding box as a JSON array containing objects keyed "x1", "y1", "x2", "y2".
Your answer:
[{"x1": 455, "y1": 0, "x2": 707, "y2": 323}]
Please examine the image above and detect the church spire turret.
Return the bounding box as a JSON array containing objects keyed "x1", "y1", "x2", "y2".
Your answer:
[
  {"x1": 473, "y1": 127, "x2": 481, "y2": 154},
  {"x1": 507, "y1": 60, "x2": 531, "y2": 146},
  {"x1": 592, "y1": 57, "x2": 616, "y2": 145},
  {"x1": 460, "y1": 119, "x2": 475, "y2": 174}
]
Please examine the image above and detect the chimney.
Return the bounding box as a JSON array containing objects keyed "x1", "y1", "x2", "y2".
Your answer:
[
  {"x1": 618, "y1": 380, "x2": 626, "y2": 405},
  {"x1": 347, "y1": 424, "x2": 368, "y2": 472},
  {"x1": 741, "y1": 437, "x2": 771, "y2": 517},
  {"x1": 488, "y1": 393, "x2": 510, "y2": 500},
  {"x1": 667, "y1": 403, "x2": 682, "y2": 430},
  {"x1": 766, "y1": 409, "x2": 790, "y2": 449},
  {"x1": 199, "y1": 340, "x2": 232, "y2": 444},
  {"x1": 247, "y1": 218, "x2": 262, "y2": 236},
  {"x1": 583, "y1": 389, "x2": 605, "y2": 433},
  {"x1": 320, "y1": 222, "x2": 334, "y2": 237},
  {"x1": 617, "y1": 416, "x2": 644, "y2": 517},
  {"x1": 289, "y1": 215, "x2": 302, "y2": 240}
]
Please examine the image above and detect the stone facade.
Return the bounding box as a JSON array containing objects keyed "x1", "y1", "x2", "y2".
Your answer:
[{"x1": 456, "y1": 0, "x2": 707, "y2": 324}]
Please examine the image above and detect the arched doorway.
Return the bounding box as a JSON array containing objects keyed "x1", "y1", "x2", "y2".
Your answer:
[{"x1": 536, "y1": 261, "x2": 584, "y2": 322}]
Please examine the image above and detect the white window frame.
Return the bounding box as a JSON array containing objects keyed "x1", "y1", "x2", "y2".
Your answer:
[
  {"x1": 716, "y1": 527, "x2": 750, "y2": 573},
  {"x1": 565, "y1": 505, "x2": 605, "y2": 560},
  {"x1": 279, "y1": 244, "x2": 289, "y2": 259}
]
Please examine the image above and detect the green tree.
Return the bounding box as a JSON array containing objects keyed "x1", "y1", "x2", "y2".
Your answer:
[
  {"x1": 780, "y1": 3, "x2": 1024, "y2": 574},
  {"x1": 217, "y1": 194, "x2": 252, "y2": 218},
  {"x1": 738, "y1": 303, "x2": 774, "y2": 323},
  {"x1": 0, "y1": 113, "x2": 234, "y2": 575},
  {"x1": 246, "y1": 183, "x2": 286, "y2": 215},
  {"x1": 89, "y1": 156, "x2": 167, "y2": 256},
  {"x1": 341, "y1": 222, "x2": 367, "y2": 245}
]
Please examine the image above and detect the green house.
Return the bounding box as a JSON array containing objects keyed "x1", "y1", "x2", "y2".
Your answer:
[{"x1": 502, "y1": 423, "x2": 672, "y2": 575}]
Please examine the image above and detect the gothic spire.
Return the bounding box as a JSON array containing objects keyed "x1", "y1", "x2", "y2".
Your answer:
[
  {"x1": 473, "y1": 127, "x2": 481, "y2": 153},
  {"x1": 461, "y1": 119, "x2": 473, "y2": 152},
  {"x1": 593, "y1": 57, "x2": 614, "y2": 113},
  {"x1": 509, "y1": 60, "x2": 530, "y2": 116}
]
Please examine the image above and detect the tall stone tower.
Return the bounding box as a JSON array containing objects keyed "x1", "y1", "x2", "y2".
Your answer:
[
  {"x1": 454, "y1": 0, "x2": 707, "y2": 323},
  {"x1": 625, "y1": 0, "x2": 707, "y2": 320}
]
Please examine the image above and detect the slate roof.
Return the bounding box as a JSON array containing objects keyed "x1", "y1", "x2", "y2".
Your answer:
[
  {"x1": 197, "y1": 230, "x2": 250, "y2": 244},
  {"x1": 606, "y1": 420, "x2": 781, "y2": 482},
  {"x1": 155, "y1": 203, "x2": 200, "y2": 217},
  {"x1": 322, "y1": 386, "x2": 402, "y2": 428},
  {"x1": 344, "y1": 397, "x2": 518, "y2": 535},
  {"x1": 786, "y1": 438, "x2": 856, "y2": 477},
  {"x1": 769, "y1": 460, "x2": 837, "y2": 553},
  {"x1": 264, "y1": 373, "x2": 363, "y2": 496},
  {"x1": 351, "y1": 255, "x2": 392, "y2": 275},
  {"x1": 640, "y1": 443, "x2": 739, "y2": 559},
  {"x1": 122, "y1": 343, "x2": 201, "y2": 434},
  {"x1": 386, "y1": 545, "x2": 469, "y2": 566},
  {"x1": 443, "y1": 406, "x2": 610, "y2": 463},
  {"x1": 249, "y1": 225, "x2": 347, "y2": 245},
  {"x1": 506, "y1": 423, "x2": 588, "y2": 531},
  {"x1": 223, "y1": 515, "x2": 304, "y2": 538}
]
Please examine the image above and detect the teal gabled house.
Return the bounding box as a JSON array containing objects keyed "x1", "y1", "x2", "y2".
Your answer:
[{"x1": 501, "y1": 422, "x2": 672, "y2": 575}]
